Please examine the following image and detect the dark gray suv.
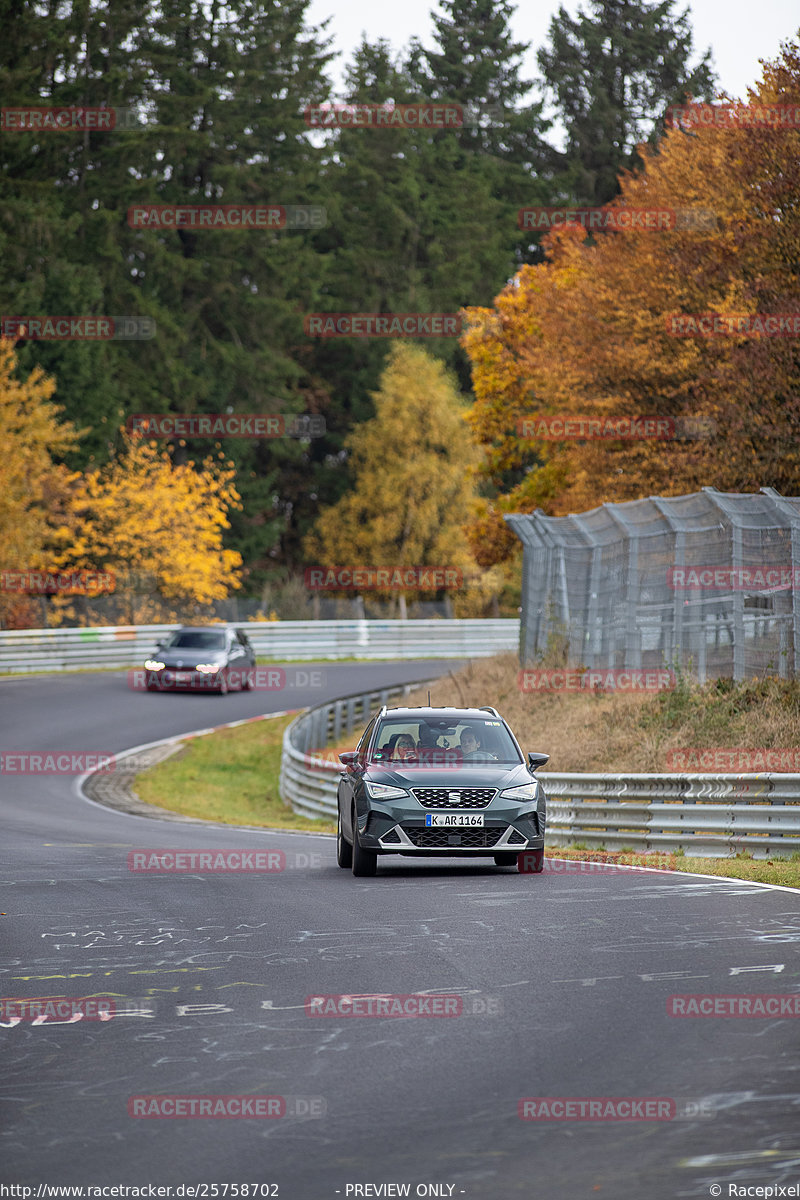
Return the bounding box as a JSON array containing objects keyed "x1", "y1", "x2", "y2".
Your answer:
[{"x1": 336, "y1": 705, "x2": 548, "y2": 876}]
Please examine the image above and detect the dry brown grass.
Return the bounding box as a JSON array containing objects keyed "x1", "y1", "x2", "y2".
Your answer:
[
  {"x1": 399, "y1": 654, "x2": 674, "y2": 771},
  {"x1": 394, "y1": 654, "x2": 800, "y2": 773}
]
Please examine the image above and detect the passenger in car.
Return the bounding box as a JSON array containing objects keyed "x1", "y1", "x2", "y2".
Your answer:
[{"x1": 458, "y1": 727, "x2": 496, "y2": 761}]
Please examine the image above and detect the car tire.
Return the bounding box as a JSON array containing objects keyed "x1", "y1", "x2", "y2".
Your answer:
[
  {"x1": 242, "y1": 668, "x2": 254, "y2": 691},
  {"x1": 337, "y1": 808, "x2": 352, "y2": 868},
  {"x1": 217, "y1": 671, "x2": 228, "y2": 696},
  {"x1": 518, "y1": 848, "x2": 544, "y2": 873},
  {"x1": 493, "y1": 853, "x2": 518, "y2": 867},
  {"x1": 351, "y1": 807, "x2": 377, "y2": 877}
]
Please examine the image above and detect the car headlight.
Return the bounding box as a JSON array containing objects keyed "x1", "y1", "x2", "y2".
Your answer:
[
  {"x1": 195, "y1": 663, "x2": 222, "y2": 673},
  {"x1": 144, "y1": 660, "x2": 166, "y2": 671},
  {"x1": 365, "y1": 782, "x2": 409, "y2": 800},
  {"x1": 500, "y1": 782, "x2": 539, "y2": 802}
]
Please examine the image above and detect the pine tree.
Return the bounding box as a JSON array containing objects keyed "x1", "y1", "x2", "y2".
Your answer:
[
  {"x1": 0, "y1": 0, "x2": 152, "y2": 466},
  {"x1": 538, "y1": 0, "x2": 716, "y2": 205},
  {"x1": 410, "y1": 0, "x2": 551, "y2": 174},
  {"x1": 305, "y1": 37, "x2": 523, "y2": 541},
  {"x1": 124, "y1": 0, "x2": 336, "y2": 583},
  {"x1": 1, "y1": 0, "x2": 337, "y2": 584}
]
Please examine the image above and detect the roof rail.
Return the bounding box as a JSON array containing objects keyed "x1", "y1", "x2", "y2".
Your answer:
[
  {"x1": 478, "y1": 705, "x2": 499, "y2": 716},
  {"x1": 378, "y1": 704, "x2": 388, "y2": 717}
]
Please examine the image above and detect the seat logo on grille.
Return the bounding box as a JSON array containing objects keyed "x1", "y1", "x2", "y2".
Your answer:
[{"x1": 447, "y1": 791, "x2": 461, "y2": 805}]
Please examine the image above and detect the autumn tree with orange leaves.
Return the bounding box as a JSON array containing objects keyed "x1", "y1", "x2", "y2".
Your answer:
[{"x1": 462, "y1": 37, "x2": 800, "y2": 566}]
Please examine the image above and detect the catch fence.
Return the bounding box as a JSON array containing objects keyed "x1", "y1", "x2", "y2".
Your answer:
[{"x1": 506, "y1": 486, "x2": 800, "y2": 682}]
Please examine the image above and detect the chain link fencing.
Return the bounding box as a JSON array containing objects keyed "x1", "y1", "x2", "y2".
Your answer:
[{"x1": 506, "y1": 486, "x2": 800, "y2": 682}]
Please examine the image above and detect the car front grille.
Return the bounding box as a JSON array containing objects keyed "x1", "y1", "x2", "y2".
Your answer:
[
  {"x1": 402, "y1": 825, "x2": 504, "y2": 849},
  {"x1": 411, "y1": 787, "x2": 496, "y2": 810}
]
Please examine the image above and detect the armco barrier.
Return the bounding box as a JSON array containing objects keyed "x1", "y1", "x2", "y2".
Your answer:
[
  {"x1": 0, "y1": 619, "x2": 519, "y2": 674},
  {"x1": 279, "y1": 678, "x2": 440, "y2": 820},
  {"x1": 281, "y1": 695, "x2": 800, "y2": 856}
]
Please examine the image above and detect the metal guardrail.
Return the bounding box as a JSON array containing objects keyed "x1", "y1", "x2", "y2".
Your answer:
[
  {"x1": 543, "y1": 772, "x2": 800, "y2": 857},
  {"x1": 0, "y1": 619, "x2": 520, "y2": 674},
  {"x1": 279, "y1": 677, "x2": 441, "y2": 820},
  {"x1": 280, "y1": 694, "x2": 800, "y2": 857}
]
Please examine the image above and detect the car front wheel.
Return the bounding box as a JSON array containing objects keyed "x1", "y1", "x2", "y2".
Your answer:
[
  {"x1": 217, "y1": 671, "x2": 228, "y2": 695},
  {"x1": 351, "y1": 807, "x2": 377, "y2": 877},
  {"x1": 337, "y1": 808, "x2": 352, "y2": 868}
]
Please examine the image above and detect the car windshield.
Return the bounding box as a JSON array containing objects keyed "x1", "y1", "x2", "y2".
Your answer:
[
  {"x1": 369, "y1": 717, "x2": 522, "y2": 766},
  {"x1": 163, "y1": 631, "x2": 226, "y2": 651}
]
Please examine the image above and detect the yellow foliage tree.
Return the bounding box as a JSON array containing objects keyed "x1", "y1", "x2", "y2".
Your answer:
[
  {"x1": 304, "y1": 343, "x2": 502, "y2": 615},
  {"x1": 0, "y1": 339, "x2": 79, "y2": 626},
  {"x1": 54, "y1": 433, "x2": 244, "y2": 624}
]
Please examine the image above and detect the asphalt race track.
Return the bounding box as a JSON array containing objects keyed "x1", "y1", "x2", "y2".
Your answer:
[{"x1": 2, "y1": 663, "x2": 800, "y2": 1200}]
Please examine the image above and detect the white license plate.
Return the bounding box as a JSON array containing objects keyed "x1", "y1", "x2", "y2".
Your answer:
[
  {"x1": 425, "y1": 813, "x2": 484, "y2": 827},
  {"x1": 174, "y1": 672, "x2": 193, "y2": 683}
]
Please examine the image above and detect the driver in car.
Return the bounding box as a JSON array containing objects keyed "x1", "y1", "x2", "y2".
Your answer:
[{"x1": 392, "y1": 735, "x2": 417, "y2": 761}]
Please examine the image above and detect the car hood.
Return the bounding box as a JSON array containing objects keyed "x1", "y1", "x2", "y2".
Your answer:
[{"x1": 365, "y1": 762, "x2": 533, "y2": 789}]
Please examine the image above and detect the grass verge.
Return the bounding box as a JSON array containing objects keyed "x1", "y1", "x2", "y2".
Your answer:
[
  {"x1": 133, "y1": 713, "x2": 335, "y2": 834},
  {"x1": 548, "y1": 847, "x2": 800, "y2": 889},
  {"x1": 400, "y1": 654, "x2": 800, "y2": 773}
]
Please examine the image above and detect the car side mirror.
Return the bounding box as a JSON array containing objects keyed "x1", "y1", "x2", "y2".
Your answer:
[
  {"x1": 338, "y1": 751, "x2": 358, "y2": 767},
  {"x1": 528, "y1": 751, "x2": 549, "y2": 771}
]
